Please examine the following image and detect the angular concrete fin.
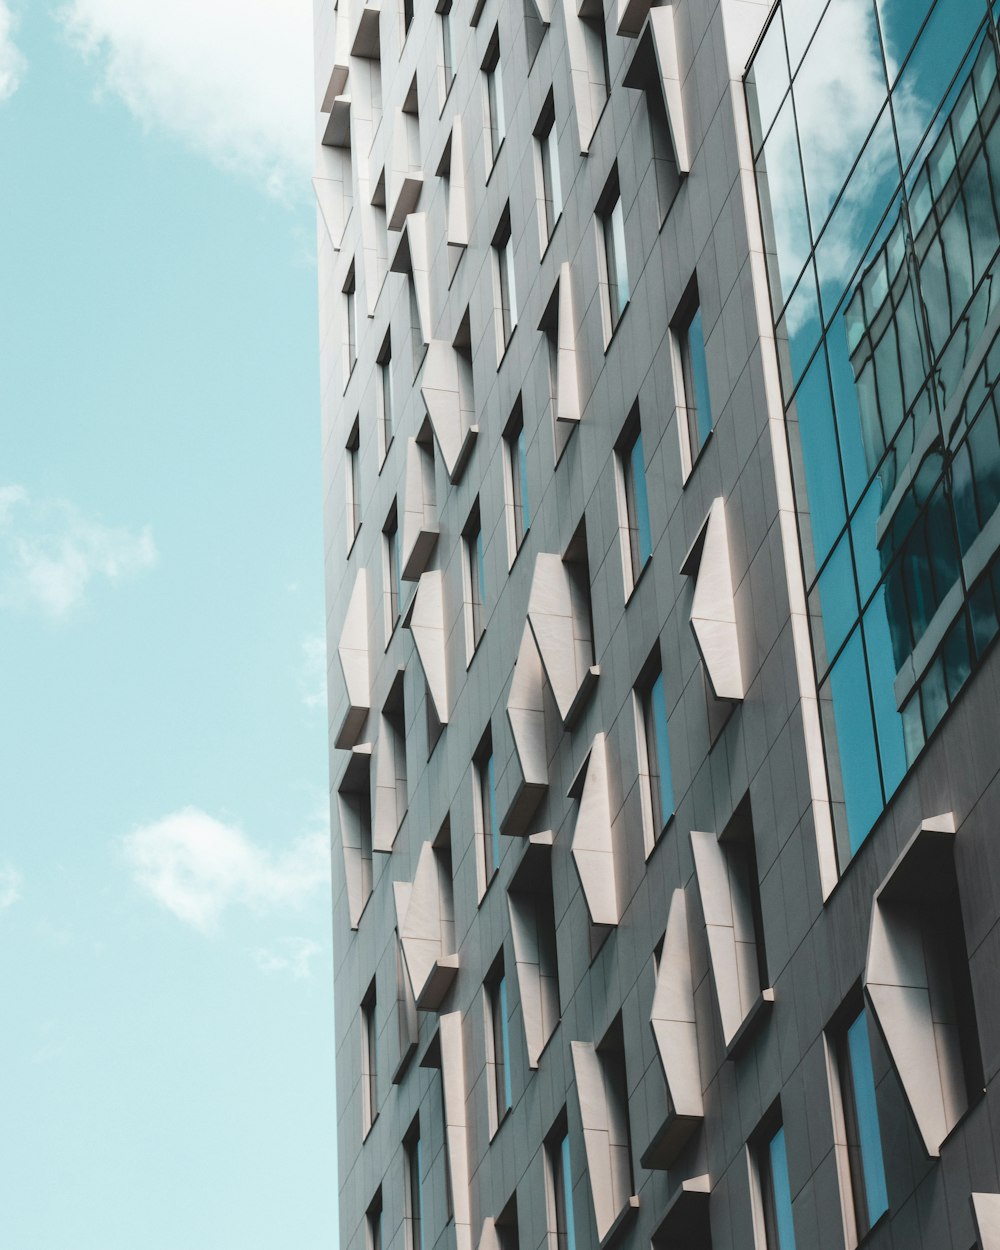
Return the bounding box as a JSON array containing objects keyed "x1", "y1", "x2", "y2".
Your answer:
[
  {"x1": 313, "y1": 174, "x2": 350, "y2": 252},
  {"x1": 477, "y1": 1219, "x2": 500, "y2": 1250},
  {"x1": 648, "y1": 888, "x2": 703, "y2": 1161},
  {"x1": 399, "y1": 840, "x2": 459, "y2": 1009},
  {"x1": 420, "y1": 339, "x2": 477, "y2": 481},
  {"x1": 864, "y1": 813, "x2": 962, "y2": 1157},
  {"x1": 556, "y1": 263, "x2": 582, "y2": 424},
  {"x1": 690, "y1": 829, "x2": 761, "y2": 1048},
  {"x1": 336, "y1": 568, "x2": 371, "y2": 749},
  {"x1": 616, "y1": 0, "x2": 651, "y2": 37},
  {"x1": 440, "y1": 1013, "x2": 473, "y2": 1250},
  {"x1": 322, "y1": 94, "x2": 353, "y2": 148},
  {"x1": 502, "y1": 623, "x2": 550, "y2": 836},
  {"x1": 571, "y1": 1040, "x2": 638, "y2": 1243},
  {"x1": 350, "y1": 1, "x2": 381, "y2": 58},
  {"x1": 406, "y1": 571, "x2": 449, "y2": 725},
  {"x1": 971, "y1": 1194, "x2": 1000, "y2": 1249},
  {"x1": 321, "y1": 2, "x2": 352, "y2": 105},
  {"x1": 682, "y1": 498, "x2": 745, "y2": 702},
  {"x1": 447, "y1": 118, "x2": 470, "y2": 250},
  {"x1": 570, "y1": 735, "x2": 621, "y2": 928},
  {"x1": 388, "y1": 107, "x2": 424, "y2": 230},
  {"x1": 401, "y1": 437, "x2": 439, "y2": 580},
  {"x1": 527, "y1": 552, "x2": 598, "y2": 726},
  {"x1": 390, "y1": 213, "x2": 432, "y2": 346},
  {"x1": 622, "y1": 9, "x2": 690, "y2": 172},
  {"x1": 561, "y1": 0, "x2": 608, "y2": 154}
]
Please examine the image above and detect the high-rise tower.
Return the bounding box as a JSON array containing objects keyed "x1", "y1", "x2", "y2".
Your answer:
[{"x1": 315, "y1": 1, "x2": 1000, "y2": 1247}]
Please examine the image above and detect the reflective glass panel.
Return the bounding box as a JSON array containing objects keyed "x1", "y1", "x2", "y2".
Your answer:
[
  {"x1": 845, "y1": 1009, "x2": 890, "y2": 1226},
  {"x1": 768, "y1": 1126, "x2": 797, "y2": 1250},
  {"x1": 758, "y1": 96, "x2": 812, "y2": 309}
]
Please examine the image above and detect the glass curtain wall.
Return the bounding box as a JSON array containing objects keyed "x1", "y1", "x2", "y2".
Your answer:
[{"x1": 747, "y1": 0, "x2": 1000, "y2": 862}]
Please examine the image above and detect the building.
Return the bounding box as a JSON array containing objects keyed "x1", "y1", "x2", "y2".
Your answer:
[{"x1": 314, "y1": 0, "x2": 1000, "y2": 1247}]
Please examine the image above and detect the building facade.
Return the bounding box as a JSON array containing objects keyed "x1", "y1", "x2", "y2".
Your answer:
[{"x1": 315, "y1": 1, "x2": 1000, "y2": 1248}]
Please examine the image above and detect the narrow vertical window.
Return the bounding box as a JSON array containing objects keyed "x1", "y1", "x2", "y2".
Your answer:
[
  {"x1": 833, "y1": 1004, "x2": 889, "y2": 1237},
  {"x1": 474, "y1": 728, "x2": 499, "y2": 892},
  {"x1": 754, "y1": 1119, "x2": 797, "y2": 1250},
  {"x1": 483, "y1": 29, "x2": 506, "y2": 170},
  {"x1": 463, "y1": 502, "x2": 486, "y2": 660},
  {"x1": 361, "y1": 979, "x2": 378, "y2": 1135},
  {"x1": 616, "y1": 411, "x2": 652, "y2": 592},
  {"x1": 580, "y1": 2, "x2": 610, "y2": 103},
  {"x1": 367, "y1": 1190, "x2": 383, "y2": 1250},
  {"x1": 439, "y1": 0, "x2": 455, "y2": 96},
  {"x1": 597, "y1": 172, "x2": 629, "y2": 341},
  {"x1": 634, "y1": 651, "x2": 675, "y2": 854},
  {"x1": 674, "y1": 281, "x2": 713, "y2": 468},
  {"x1": 404, "y1": 1120, "x2": 423, "y2": 1250},
  {"x1": 344, "y1": 263, "x2": 358, "y2": 380},
  {"x1": 378, "y1": 334, "x2": 394, "y2": 463},
  {"x1": 383, "y1": 504, "x2": 401, "y2": 639},
  {"x1": 492, "y1": 205, "x2": 517, "y2": 359},
  {"x1": 346, "y1": 416, "x2": 361, "y2": 547},
  {"x1": 401, "y1": 0, "x2": 414, "y2": 39},
  {"x1": 534, "y1": 92, "x2": 562, "y2": 250},
  {"x1": 485, "y1": 953, "x2": 513, "y2": 1132},
  {"x1": 546, "y1": 1116, "x2": 577, "y2": 1250},
  {"x1": 504, "y1": 399, "x2": 530, "y2": 562}
]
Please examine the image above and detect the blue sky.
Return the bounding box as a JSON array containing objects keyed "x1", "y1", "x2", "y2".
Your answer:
[{"x1": 0, "y1": 4, "x2": 338, "y2": 1247}]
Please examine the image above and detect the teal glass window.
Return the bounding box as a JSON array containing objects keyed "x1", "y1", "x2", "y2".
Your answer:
[
  {"x1": 678, "y1": 292, "x2": 713, "y2": 460},
  {"x1": 620, "y1": 422, "x2": 652, "y2": 586},
  {"x1": 488, "y1": 965, "x2": 513, "y2": 1120},
  {"x1": 761, "y1": 1124, "x2": 796, "y2": 1250},
  {"x1": 839, "y1": 1007, "x2": 889, "y2": 1234},
  {"x1": 405, "y1": 1126, "x2": 423, "y2": 1250},
  {"x1": 600, "y1": 175, "x2": 629, "y2": 332},
  {"x1": 506, "y1": 407, "x2": 531, "y2": 552},
  {"x1": 477, "y1": 732, "x2": 500, "y2": 886},
  {"x1": 638, "y1": 659, "x2": 675, "y2": 850},
  {"x1": 549, "y1": 1126, "x2": 576, "y2": 1250}
]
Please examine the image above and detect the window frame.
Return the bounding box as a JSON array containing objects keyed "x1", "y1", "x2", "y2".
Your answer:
[
  {"x1": 534, "y1": 92, "x2": 563, "y2": 252},
  {"x1": 483, "y1": 28, "x2": 506, "y2": 172},
  {"x1": 485, "y1": 953, "x2": 513, "y2": 1134},
  {"x1": 463, "y1": 502, "x2": 486, "y2": 662},
  {"x1": 377, "y1": 333, "x2": 394, "y2": 465},
  {"x1": 346, "y1": 416, "x2": 361, "y2": 549},
  {"x1": 503, "y1": 398, "x2": 531, "y2": 563},
  {"x1": 596, "y1": 172, "x2": 629, "y2": 343},
  {"x1": 361, "y1": 979, "x2": 378, "y2": 1137},
  {"x1": 383, "y1": 503, "x2": 402, "y2": 643},
  {"x1": 672, "y1": 278, "x2": 714, "y2": 476},
  {"x1": 615, "y1": 409, "x2": 653, "y2": 595},
  {"x1": 633, "y1": 648, "x2": 675, "y2": 856}
]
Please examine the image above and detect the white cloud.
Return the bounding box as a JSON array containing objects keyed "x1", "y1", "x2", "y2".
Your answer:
[
  {"x1": 0, "y1": 485, "x2": 157, "y2": 617},
  {"x1": 0, "y1": 863, "x2": 22, "y2": 910},
  {"x1": 253, "y1": 936, "x2": 322, "y2": 979},
  {"x1": 123, "y1": 807, "x2": 329, "y2": 932},
  {"x1": 301, "y1": 633, "x2": 327, "y2": 711},
  {"x1": 0, "y1": 3, "x2": 26, "y2": 102},
  {"x1": 57, "y1": 0, "x2": 314, "y2": 199}
]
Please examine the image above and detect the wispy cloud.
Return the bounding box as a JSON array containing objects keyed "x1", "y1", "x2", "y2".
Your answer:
[
  {"x1": 0, "y1": 862, "x2": 22, "y2": 910},
  {"x1": 122, "y1": 807, "x2": 329, "y2": 932},
  {"x1": 253, "y1": 936, "x2": 322, "y2": 980},
  {"x1": 301, "y1": 633, "x2": 327, "y2": 712},
  {"x1": 57, "y1": 0, "x2": 314, "y2": 200},
  {"x1": 0, "y1": 484, "x2": 156, "y2": 616},
  {"x1": 0, "y1": 3, "x2": 26, "y2": 102}
]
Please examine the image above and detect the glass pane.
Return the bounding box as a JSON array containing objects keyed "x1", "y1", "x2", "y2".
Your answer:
[
  {"x1": 685, "y1": 306, "x2": 713, "y2": 446},
  {"x1": 779, "y1": 264, "x2": 823, "y2": 394},
  {"x1": 813, "y1": 106, "x2": 899, "y2": 321},
  {"x1": 894, "y1": 3, "x2": 987, "y2": 180},
  {"x1": 784, "y1": 0, "x2": 828, "y2": 71},
  {"x1": 630, "y1": 434, "x2": 653, "y2": 567},
  {"x1": 651, "y1": 672, "x2": 674, "y2": 823},
  {"x1": 817, "y1": 532, "x2": 859, "y2": 663},
  {"x1": 562, "y1": 1135, "x2": 576, "y2": 1250},
  {"x1": 757, "y1": 95, "x2": 813, "y2": 309},
  {"x1": 827, "y1": 626, "x2": 883, "y2": 852},
  {"x1": 863, "y1": 591, "x2": 907, "y2": 801},
  {"x1": 499, "y1": 975, "x2": 513, "y2": 1109},
  {"x1": 846, "y1": 1010, "x2": 889, "y2": 1226},
  {"x1": 768, "y1": 1126, "x2": 798, "y2": 1250},
  {"x1": 748, "y1": 9, "x2": 790, "y2": 152},
  {"x1": 611, "y1": 198, "x2": 629, "y2": 309},
  {"x1": 790, "y1": 350, "x2": 847, "y2": 566},
  {"x1": 488, "y1": 753, "x2": 499, "y2": 867},
  {"x1": 518, "y1": 428, "x2": 531, "y2": 532},
  {"x1": 875, "y1": 0, "x2": 933, "y2": 83},
  {"x1": 795, "y1": 0, "x2": 887, "y2": 232}
]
